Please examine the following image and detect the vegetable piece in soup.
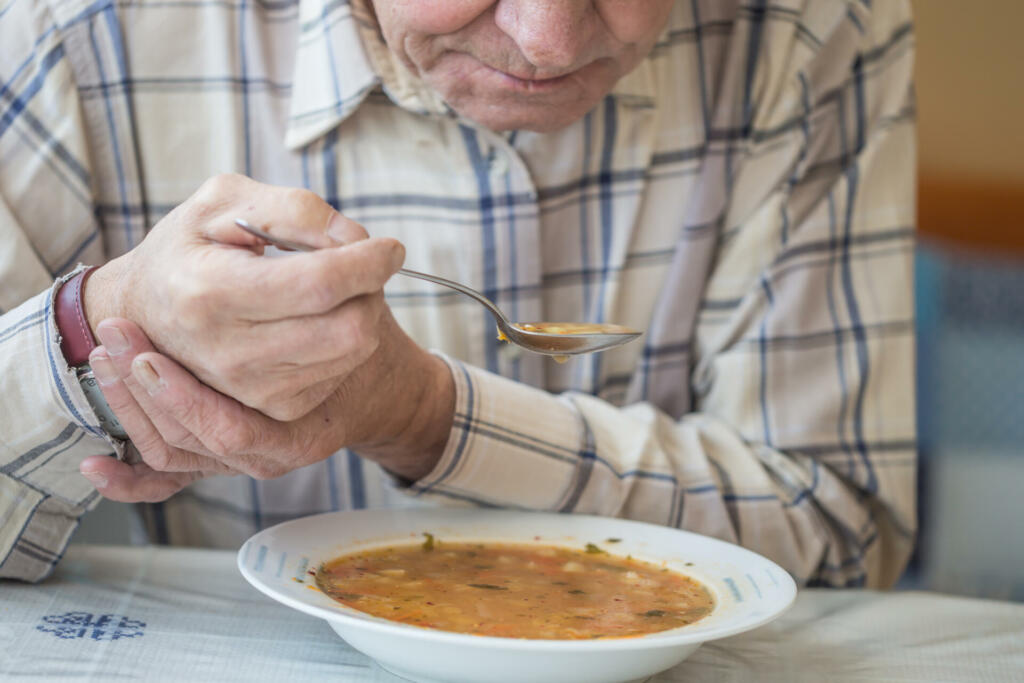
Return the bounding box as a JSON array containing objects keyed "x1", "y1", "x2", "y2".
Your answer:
[{"x1": 314, "y1": 541, "x2": 713, "y2": 639}]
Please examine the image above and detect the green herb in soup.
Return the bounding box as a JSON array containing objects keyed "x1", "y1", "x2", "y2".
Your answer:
[{"x1": 314, "y1": 541, "x2": 713, "y2": 639}]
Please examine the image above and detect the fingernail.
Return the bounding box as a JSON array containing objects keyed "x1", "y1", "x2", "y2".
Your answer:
[
  {"x1": 96, "y1": 324, "x2": 129, "y2": 355},
  {"x1": 132, "y1": 358, "x2": 165, "y2": 395},
  {"x1": 389, "y1": 238, "x2": 406, "y2": 271},
  {"x1": 327, "y1": 212, "x2": 356, "y2": 244},
  {"x1": 82, "y1": 471, "x2": 108, "y2": 489},
  {"x1": 90, "y1": 354, "x2": 119, "y2": 386}
]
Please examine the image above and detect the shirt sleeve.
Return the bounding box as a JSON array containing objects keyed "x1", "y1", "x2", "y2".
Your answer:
[
  {"x1": 0, "y1": 0, "x2": 116, "y2": 582},
  {"x1": 0, "y1": 284, "x2": 121, "y2": 582},
  {"x1": 411, "y1": 5, "x2": 916, "y2": 589}
]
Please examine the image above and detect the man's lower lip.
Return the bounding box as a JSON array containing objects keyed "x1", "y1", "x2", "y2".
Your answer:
[{"x1": 489, "y1": 67, "x2": 574, "y2": 91}]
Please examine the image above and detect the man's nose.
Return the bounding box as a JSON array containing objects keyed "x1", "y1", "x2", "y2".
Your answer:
[{"x1": 493, "y1": 0, "x2": 594, "y2": 71}]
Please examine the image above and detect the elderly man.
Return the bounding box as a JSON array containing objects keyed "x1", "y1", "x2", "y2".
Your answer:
[{"x1": 0, "y1": 0, "x2": 916, "y2": 586}]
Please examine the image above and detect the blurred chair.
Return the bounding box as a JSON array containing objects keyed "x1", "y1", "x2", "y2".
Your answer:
[{"x1": 911, "y1": 241, "x2": 1024, "y2": 601}]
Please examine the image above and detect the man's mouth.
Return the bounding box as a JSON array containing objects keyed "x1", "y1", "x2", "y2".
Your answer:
[{"x1": 481, "y1": 63, "x2": 579, "y2": 92}]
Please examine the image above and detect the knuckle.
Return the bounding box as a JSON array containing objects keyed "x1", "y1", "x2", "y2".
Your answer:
[
  {"x1": 248, "y1": 460, "x2": 282, "y2": 480},
  {"x1": 141, "y1": 443, "x2": 172, "y2": 471},
  {"x1": 169, "y1": 392, "x2": 220, "y2": 445},
  {"x1": 284, "y1": 187, "x2": 325, "y2": 214},
  {"x1": 165, "y1": 432, "x2": 192, "y2": 452},
  {"x1": 301, "y1": 440, "x2": 331, "y2": 466},
  {"x1": 263, "y1": 405, "x2": 295, "y2": 422},
  {"x1": 187, "y1": 174, "x2": 251, "y2": 225},
  {"x1": 198, "y1": 172, "x2": 245, "y2": 201},
  {"x1": 379, "y1": 237, "x2": 405, "y2": 268},
  {"x1": 205, "y1": 418, "x2": 256, "y2": 458},
  {"x1": 303, "y1": 278, "x2": 339, "y2": 312},
  {"x1": 261, "y1": 394, "x2": 312, "y2": 422},
  {"x1": 361, "y1": 238, "x2": 404, "y2": 282},
  {"x1": 209, "y1": 461, "x2": 235, "y2": 476}
]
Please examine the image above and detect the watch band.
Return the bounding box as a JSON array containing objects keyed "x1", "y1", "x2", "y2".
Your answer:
[
  {"x1": 56, "y1": 266, "x2": 99, "y2": 366},
  {"x1": 55, "y1": 266, "x2": 133, "y2": 449}
]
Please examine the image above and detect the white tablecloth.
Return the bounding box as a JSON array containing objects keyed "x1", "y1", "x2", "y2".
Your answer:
[{"x1": 1, "y1": 545, "x2": 1022, "y2": 682}]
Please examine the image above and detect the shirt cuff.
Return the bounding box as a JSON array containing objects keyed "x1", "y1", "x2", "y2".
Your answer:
[
  {"x1": 0, "y1": 280, "x2": 120, "y2": 506},
  {"x1": 408, "y1": 353, "x2": 586, "y2": 510}
]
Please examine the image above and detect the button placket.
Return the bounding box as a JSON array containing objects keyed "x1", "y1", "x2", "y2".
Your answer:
[{"x1": 477, "y1": 129, "x2": 545, "y2": 385}]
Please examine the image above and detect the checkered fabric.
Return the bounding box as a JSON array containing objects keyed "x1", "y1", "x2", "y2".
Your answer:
[{"x1": 0, "y1": 0, "x2": 916, "y2": 586}]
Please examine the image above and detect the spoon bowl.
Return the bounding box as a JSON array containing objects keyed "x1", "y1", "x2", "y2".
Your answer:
[
  {"x1": 501, "y1": 322, "x2": 642, "y2": 357},
  {"x1": 234, "y1": 219, "x2": 642, "y2": 358}
]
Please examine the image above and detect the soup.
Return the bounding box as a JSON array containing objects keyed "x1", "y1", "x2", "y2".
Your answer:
[
  {"x1": 514, "y1": 322, "x2": 639, "y2": 335},
  {"x1": 315, "y1": 538, "x2": 713, "y2": 640}
]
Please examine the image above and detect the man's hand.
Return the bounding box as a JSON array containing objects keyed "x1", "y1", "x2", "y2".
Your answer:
[
  {"x1": 80, "y1": 322, "x2": 242, "y2": 502},
  {"x1": 83, "y1": 173, "x2": 404, "y2": 421},
  {"x1": 81, "y1": 313, "x2": 455, "y2": 503}
]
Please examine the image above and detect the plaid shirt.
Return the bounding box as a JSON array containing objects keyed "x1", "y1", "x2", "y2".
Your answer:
[{"x1": 0, "y1": 0, "x2": 916, "y2": 586}]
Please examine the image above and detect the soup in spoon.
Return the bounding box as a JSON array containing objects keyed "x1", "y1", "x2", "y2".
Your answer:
[{"x1": 513, "y1": 322, "x2": 639, "y2": 335}]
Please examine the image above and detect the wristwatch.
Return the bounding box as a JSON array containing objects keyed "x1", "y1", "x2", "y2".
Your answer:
[{"x1": 55, "y1": 266, "x2": 129, "y2": 441}]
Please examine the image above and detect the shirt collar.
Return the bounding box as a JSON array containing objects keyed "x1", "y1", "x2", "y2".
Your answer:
[
  {"x1": 286, "y1": 0, "x2": 382, "y2": 149},
  {"x1": 286, "y1": 0, "x2": 656, "y2": 150}
]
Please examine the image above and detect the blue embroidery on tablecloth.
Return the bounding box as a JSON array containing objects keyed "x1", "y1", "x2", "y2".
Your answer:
[{"x1": 37, "y1": 612, "x2": 146, "y2": 640}]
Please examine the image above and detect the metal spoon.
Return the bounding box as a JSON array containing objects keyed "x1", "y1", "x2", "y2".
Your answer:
[{"x1": 234, "y1": 218, "x2": 641, "y2": 358}]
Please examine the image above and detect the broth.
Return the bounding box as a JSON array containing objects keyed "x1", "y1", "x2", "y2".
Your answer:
[
  {"x1": 315, "y1": 540, "x2": 713, "y2": 640},
  {"x1": 513, "y1": 322, "x2": 638, "y2": 335}
]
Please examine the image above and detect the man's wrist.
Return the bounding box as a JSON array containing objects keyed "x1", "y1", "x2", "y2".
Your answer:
[
  {"x1": 82, "y1": 257, "x2": 126, "y2": 339},
  {"x1": 355, "y1": 345, "x2": 455, "y2": 482},
  {"x1": 407, "y1": 352, "x2": 456, "y2": 475}
]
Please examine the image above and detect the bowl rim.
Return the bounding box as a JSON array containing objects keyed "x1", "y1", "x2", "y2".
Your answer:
[{"x1": 238, "y1": 508, "x2": 798, "y2": 652}]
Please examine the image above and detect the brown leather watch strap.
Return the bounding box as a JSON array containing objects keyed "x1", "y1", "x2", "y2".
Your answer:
[{"x1": 55, "y1": 266, "x2": 99, "y2": 367}]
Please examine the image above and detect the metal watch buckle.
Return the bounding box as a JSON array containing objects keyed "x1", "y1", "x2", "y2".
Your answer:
[{"x1": 76, "y1": 365, "x2": 130, "y2": 442}]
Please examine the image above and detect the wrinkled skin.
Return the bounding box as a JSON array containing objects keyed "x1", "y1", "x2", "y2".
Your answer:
[{"x1": 372, "y1": 0, "x2": 674, "y2": 131}]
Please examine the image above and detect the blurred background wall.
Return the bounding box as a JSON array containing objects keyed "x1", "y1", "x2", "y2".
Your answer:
[
  {"x1": 75, "y1": 1, "x2": 1024, "y2": 600},
  {"x1": 908, "y1": 0, "x2": 1024, "y2": 600}
]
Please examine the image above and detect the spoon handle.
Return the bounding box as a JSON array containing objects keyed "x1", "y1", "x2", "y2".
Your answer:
[
  {"x1": 396, "y1": 268, "x2": 508, "y2": 326},
  {"x1": 234, "y1": 219, "x2": 511, "y2": 328}
]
